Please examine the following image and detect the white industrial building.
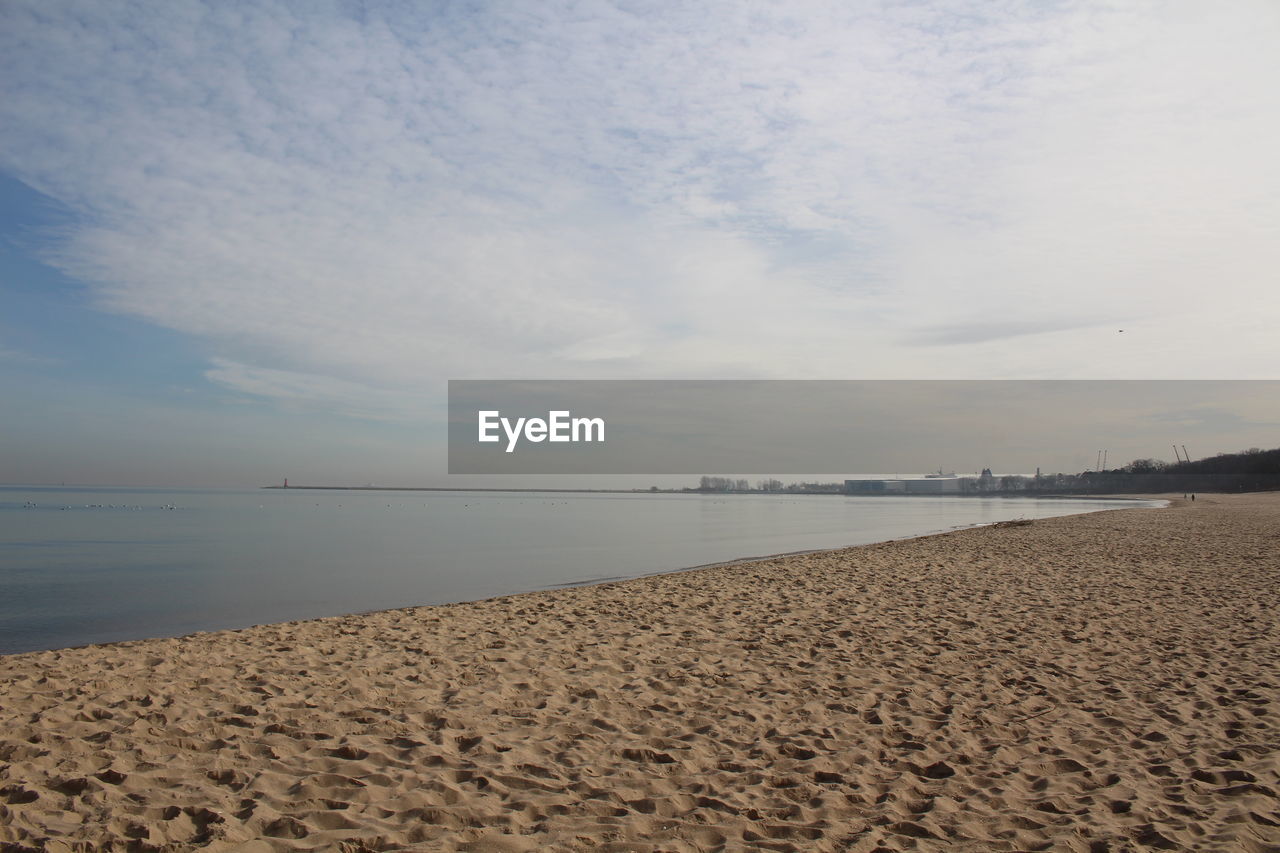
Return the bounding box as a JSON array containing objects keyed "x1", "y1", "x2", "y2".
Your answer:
[{"x1": 846, "y1": 476, "x2": 966, "y2": 494}]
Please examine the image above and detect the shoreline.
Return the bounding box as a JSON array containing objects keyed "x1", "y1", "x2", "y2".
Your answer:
[
  {"x1": 258, "y1": 484, "x2": 1175, "y2": 500},
  {"x1": 0, "y1": 494, "x2": 1159, "y2": 657},
  {"x1": 626, "y1": 497, "x2": 1167, "y2": 583},
  {"x1": 1, "y1": 492, "x2": 1277, "y2": 850}
]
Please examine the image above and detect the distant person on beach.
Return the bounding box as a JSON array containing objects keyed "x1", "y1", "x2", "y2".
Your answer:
[{"x1": 1191, "y1": 494, "x2": 1196, "y2": 501}]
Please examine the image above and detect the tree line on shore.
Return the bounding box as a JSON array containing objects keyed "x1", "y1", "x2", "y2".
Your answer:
[
  {"x1": 694, "y1": 446, "x2": 1280, "y2": 495},
  {"x1": 695, "y1": 476, "x2": 845, "y2": 493},
  {"x1": 1016, "y1": 446, "x2": 1280, "y2": 494}
]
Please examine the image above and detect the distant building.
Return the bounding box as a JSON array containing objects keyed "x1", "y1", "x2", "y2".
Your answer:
[
  {"x1": 905, "y1": 477, "x2": 961, "y2": 493},
  {"x1": 846, "y1": 477, "x2": 964, "y2": 494}
]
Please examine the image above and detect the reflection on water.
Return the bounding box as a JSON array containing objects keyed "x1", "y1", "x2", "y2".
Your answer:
[{"x1": 0, "y1": 486, "x2": 1158, "y2": 654}]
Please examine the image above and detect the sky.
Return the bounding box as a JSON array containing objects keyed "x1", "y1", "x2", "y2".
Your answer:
[{"x1": 2, "y1": 1, "x2": 1279, "y2": 486}]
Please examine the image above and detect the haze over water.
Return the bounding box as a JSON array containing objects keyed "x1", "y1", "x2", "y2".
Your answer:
[{"x1": 0, "y1": 486, "x2": 1156, "y2": 654}]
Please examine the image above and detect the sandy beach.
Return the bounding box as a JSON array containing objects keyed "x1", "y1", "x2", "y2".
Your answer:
[{"x1": 1, "y1": 493, "x2": 1277, "y2": 851}]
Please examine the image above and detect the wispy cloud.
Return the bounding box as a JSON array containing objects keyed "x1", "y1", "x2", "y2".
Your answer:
[
  {"x1": 2, "y1": 0, "x2": 1278, "y2": 419},
  {"x1": 0, "y1": 338, "x2": 55, "y2": 365},
  {"x1": 203, "y1": 357, "x2": 422, "y2": 422},
  {"x1": 906, "y1": 318, "x2": 1096, "y2": 347}
]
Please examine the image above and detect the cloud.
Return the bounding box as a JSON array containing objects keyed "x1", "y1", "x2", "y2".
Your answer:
[
  {"x1": 905, "y1": 318, "x2": 1095, "y2": 347},
  {"x1": 203, "y1": 357, "x2": 423, "y2": 422},
  {"x1": 2, "y1": 0, "x2": 1279, "y2": 419},
  {"x1": 0, "y1": 338, "x2": 55, "y2": 365}
]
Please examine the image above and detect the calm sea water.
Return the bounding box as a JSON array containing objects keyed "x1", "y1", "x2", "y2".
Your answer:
[{"x1": 0, "y1": 486, "x2": 1157, "y2": 654}]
